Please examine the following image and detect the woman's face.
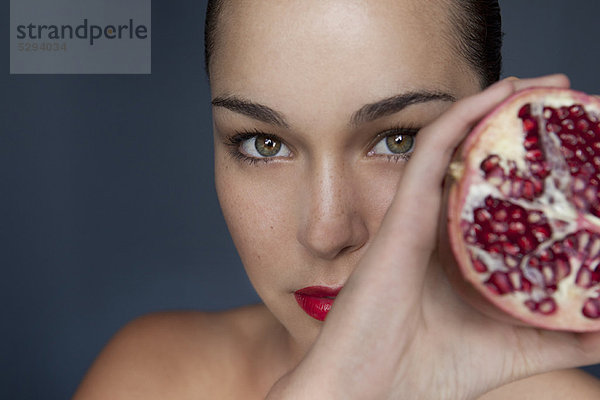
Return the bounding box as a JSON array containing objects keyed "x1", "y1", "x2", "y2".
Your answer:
[{"x1": 210, "y1": 0, "x2": 482, "y2": 349}]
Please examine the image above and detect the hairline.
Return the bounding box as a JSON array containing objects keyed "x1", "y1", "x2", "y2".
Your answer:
[{"x1": 204, "y1": 0, "x2": 498, "y2": 88}]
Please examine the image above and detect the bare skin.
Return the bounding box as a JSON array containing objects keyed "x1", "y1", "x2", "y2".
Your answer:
[
  {"x1": 73, "y1": 306, "x2": 600, "y2": 399},
  {"x1": 74, "y1": 1, "x2": 600, "y2": 398}
]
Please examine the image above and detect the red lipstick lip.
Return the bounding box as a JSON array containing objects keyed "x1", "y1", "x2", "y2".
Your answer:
[
  {"x1": 294, "y1": 286, "x2": 343, "y2": 321},
  {"x1": 295, "y1": 286, "x2": 342, "y2": 297}
]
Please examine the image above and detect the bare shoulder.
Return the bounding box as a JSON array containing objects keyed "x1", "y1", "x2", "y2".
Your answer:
[
  {"x1": 479, "y1": 369, "x2": 600, "y2": 400},
  {"x1": 73, "y1": 304, "x2": 279, "y2": 400}
]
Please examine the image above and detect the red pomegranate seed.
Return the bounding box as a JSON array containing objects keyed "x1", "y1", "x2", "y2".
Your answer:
[
  {"x1": 577, "y1": 119, "x2": 590, "y2": 132},
  {"x1": 524, "y1": 299, "x2": 537, "y2": 311},
  {"x1": 508, "y1": 221, "x2": 526, "y2": 235},
  {"x1": 518, "y1": 236, "x2": 535, "y2": 252},
  {"x1": 522, "y1": 181, "x2": 535, "y2": 200},
  {"x1": 510, "y1": 208, "x2": 524, "y2": 220},
  {"x1": 475, "y1": 208, "x2": 492, "y2": 223},
  {"x1": 480, "y1": 155, "x2": 501, "y2": 175},
  {"x1": 524, "y1": 135, "x2": 539, "y2": 149},
  {"x1": 538, "y1": 249, "x2": 553, "y2": 262},
  {"x1": 518, "y1": 104, "x2": 531, "y2": 118},
  {"x1": 521, "y1": 277, "x2": 532, "y2": 292},
  {"x1": 557, "y1": 107, "x2": 570, "y2": 119},
  {"x1": 576, "y1": 267, "x2": 593, "y2": 288},
  {"x1": 526, "y1": 149, "x2": 543, "y2": 162},
  {"x1": 592, "y1": 269, "x2": 600, "y2": 285},
  {"x1": 494, "y1": 209, "x2": 508, "y2": 221},
  {"x1": 502, "y1": 242, "x2": 520, "y2": 255},
  {"x1": 486, "y1": 271, "x2": 513, "y2": 295},
  {"x1": 488, "y1": 243, "x2": 503, "y2": 254},
  {"x1": 523, "y1": 118, "x2": 536, "y2": 132},
  {"x1": 531, "y1": 226, "x2": 551, "y2": 241},
  {"x1": 472, "y1": 258, "x2": 488, "y2": 273},
  {"x1": 538, "y1": 298, "x2": 557, "y2": 315},
  {"x1": 485, "y1": 196, "x2": 499, "y2": 208},
  {"x1": 570, "y1": 105, "x2": 584, "y2": 117},
  {"x1": 527, "y1": 257, "x2": 540, "y2": 268},
  {"x1": 546, "y1": 122, "x2": 561, "y2": 133},
  {"x1": 582, "y1": 298, "x2": 600, "y2": 319},
  {"x1": 556, "y1": 258, "x2": 571, "y2": 280}
]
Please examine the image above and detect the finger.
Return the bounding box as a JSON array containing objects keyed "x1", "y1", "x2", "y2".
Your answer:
[
  {"x1": 381, "y1": 79, "x2": 515, "y2": 243},
  {"x1": 499, "y1": 74, "x2": 570, "y2": 90},
  {"x1": 513, "y1": 328, "x2": 600, "y2": 377},
  {"x1": 409, "y1": 79, "x2": 516, "y2": 182},
  {"x1": 363, "y1": 74, "x2": 571, "y2": 291},
  {"x1": 510, "y1": 73, "x2": 570, "y2": 91},
  {"x1": 383, "y1": 74, "x2": 571, "y2": 248},
  {"x1": 362, "y1": 79, "x2": 518, "y2": 296}
]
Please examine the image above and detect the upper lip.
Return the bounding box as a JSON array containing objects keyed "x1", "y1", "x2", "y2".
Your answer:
[{"x1": 295, "y1": 285, "x2": 343, "y2": 298}]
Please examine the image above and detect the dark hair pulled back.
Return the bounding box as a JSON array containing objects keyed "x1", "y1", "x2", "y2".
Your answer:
[{"x1": 204, "y1": 0, "x2": 502, "y2": 87}]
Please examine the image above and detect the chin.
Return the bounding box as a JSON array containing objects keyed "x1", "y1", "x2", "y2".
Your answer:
[{"x1": 284, "y1": 311, "x2": 325, "y2": 350}]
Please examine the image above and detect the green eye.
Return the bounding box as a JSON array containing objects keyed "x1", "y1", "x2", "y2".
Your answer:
[
  {"x1": 370, "y1": 132, "x2": 416, "y2": 156},
  {"x1": 385, "y1": 134, "x2": 414, "y2": 154},
  {"x1": 238, "y1": 133, "x2": 291, "y2": 159},
  {"x1": 255, "y1": 135, "x2": 282, "y2": 157}
]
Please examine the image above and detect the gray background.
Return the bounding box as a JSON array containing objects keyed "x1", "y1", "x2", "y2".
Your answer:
[{"x1": 3, "y1": 1, "x2": 600, "y2": 398}]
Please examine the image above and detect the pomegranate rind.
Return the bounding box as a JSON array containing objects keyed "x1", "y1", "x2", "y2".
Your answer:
[{"x1": 448, "y1": 87, "x2": 600, "y2": 332}]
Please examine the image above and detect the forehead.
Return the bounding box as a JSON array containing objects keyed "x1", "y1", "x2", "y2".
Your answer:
[{"x1": 210, "y1": 0, "x2": 476, "y2": 123}]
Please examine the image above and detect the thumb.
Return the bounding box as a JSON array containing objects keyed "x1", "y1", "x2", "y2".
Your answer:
[
  {"x1": 512, "y1": 328, "x2": 600, "y2": 377},
  {"x1": 375, "y1": 80, "x2": 516, "y2": 274}
]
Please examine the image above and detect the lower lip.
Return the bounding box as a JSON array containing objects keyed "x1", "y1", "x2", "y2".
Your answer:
[{"x1": 294, "y1": 286, "x2": 341, "y2": 321}]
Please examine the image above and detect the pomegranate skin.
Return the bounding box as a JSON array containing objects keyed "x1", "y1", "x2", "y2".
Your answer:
[{"x1": 447, "y1": 87, "x2": 600, "y2": 332}]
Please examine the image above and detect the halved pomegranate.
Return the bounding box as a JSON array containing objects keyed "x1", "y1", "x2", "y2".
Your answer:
[{"x1": 448, "y1": 87, "x2": 600, "y2": 331}]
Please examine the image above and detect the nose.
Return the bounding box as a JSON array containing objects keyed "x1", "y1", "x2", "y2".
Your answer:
[{"x1": 296, "y1": 156, "x2": 369, "y2": 260}]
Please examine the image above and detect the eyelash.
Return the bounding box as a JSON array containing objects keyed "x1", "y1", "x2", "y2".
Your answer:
[
  {"x1": 370, "y1": 125, "x2": 420, "y2": 163},
  {"x1": 224, "y1": 128, "x2": 279, "y2": 165},
  {"x1": 223, "y1": 125, "x2": 420, "y2": 166}
]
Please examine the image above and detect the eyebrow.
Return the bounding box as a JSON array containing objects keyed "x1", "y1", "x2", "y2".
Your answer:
[
  {"x1": 211, "y1": 95, "x2": 290, "y2": 129},
  {"x1": 350, "y1": 91, "x2": 456, "y2": 126},
  {"x1": 211, "y1": 91, "x2": 456, "y2": 128}
]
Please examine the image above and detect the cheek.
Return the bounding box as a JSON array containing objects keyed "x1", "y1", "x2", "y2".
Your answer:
[
  {"x1": 358, "y1": 164, "x2": 403, "y2": 235},
  {"x1": 215, "y1": 160, "x2": 298, "y2": 290},
  {"x1": 216, "y1": 157, "x2": 403, "y2": 267}
]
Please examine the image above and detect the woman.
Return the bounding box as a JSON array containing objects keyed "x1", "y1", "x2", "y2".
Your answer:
[{"x1": 74, "y1": 0, "x2": 600, "y2": 398}]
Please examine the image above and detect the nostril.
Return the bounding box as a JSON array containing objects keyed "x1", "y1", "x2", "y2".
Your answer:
[
  {"x1": 297, "y1": 163, "x2": 369, "y2": 259},
  {"x1": 298, "y1": 213, "x2": 369, "y2": 260}
]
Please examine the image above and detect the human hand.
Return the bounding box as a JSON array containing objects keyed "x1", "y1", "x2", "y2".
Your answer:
[{"x1": 266, "y1": 74, "x2": 600, "y2": 400}]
